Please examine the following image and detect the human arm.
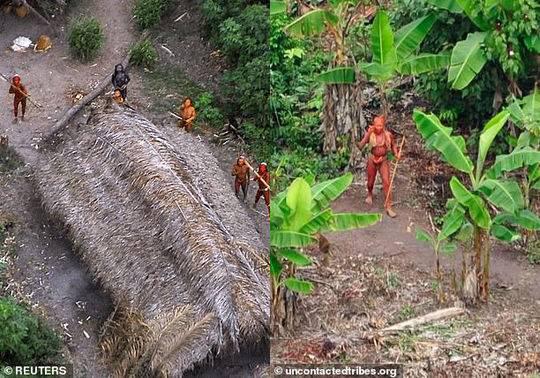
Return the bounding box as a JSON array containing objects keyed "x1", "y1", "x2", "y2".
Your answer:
[
  {"x1": 357, "y1": 127, "x2": 373, "y2": 149},
  {"x1": 186, "y1": 108, "x2": 196, "y2": 123}
]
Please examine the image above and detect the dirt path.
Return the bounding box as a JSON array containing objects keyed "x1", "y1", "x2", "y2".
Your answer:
[{"x1": 327, "y1": 169, "x2": 540, "y2": 301}]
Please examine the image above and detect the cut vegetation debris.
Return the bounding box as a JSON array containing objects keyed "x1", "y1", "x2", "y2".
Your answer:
[{"x1": 35, "y1": 103, "x2": 269, "y2": 376}]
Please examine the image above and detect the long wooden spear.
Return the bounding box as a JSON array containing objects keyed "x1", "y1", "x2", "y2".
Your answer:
[
  {"x1": 243, "y1": 159, "x2": 271, "y2": 191},
  {"x1": 384, "y1": 136, "x2": 406, "y2": 209},
  {"x1": 0, "y1": 73, "x2": 43, "y2": 108}
]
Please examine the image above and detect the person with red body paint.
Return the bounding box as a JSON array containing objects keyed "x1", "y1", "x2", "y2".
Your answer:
[
  {"x1": 357, "y1": 115, "x2": 402, "y2": 218},
  {"x1": 253, "y1": 162, "x2": 270, "y2": 212},
  {"x1": 8, "y1": 74, "x2": 28, "y2": 123}
]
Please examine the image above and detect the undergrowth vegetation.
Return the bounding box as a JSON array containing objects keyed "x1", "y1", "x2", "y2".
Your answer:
[{"x1": 68, "y1": 17, "x2": 104, "y2": 61}]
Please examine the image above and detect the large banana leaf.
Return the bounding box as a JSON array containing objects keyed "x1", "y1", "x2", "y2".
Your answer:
[
  {"x1": 448, "y1": 32, "x2": 488, "y2": 90},
  {"x1": 317, "y1": 67, "x2": 356, "y2": 84},
  {"x1": 278, "y1": 249, "x2": 312, "y2": 266},
  {"x1": 324, "y1": 212, "x2": 381, "y2": 232},
  {"x1": 486, "y1": 147, "x2": 540, "y2": 178},
  {"x1": 398, "y1": 53, "x2": 450, "y2": 75},
  {"x1": 283, "y1": 277, "x2": 314, "y2": 294},
  {"x1": 456, "y1": 0, "x2": 490, "y2": 30},
  {"x1": 450, "y1": 176, "x2": 491, "y2": 229},
  {"x1": 525, "y1": 35, "x2": 540, "y2": 53},
  {"x1": 476, "y1": 111, "x2": 510, "y2": 182},
  {"x1": 299, "y1": 209, "x2": 333, "y2": 235},
  {"x1": 371, "y1": 10, "x2": 397, "y2": 67},
  {"x1": 271, "y1": 230, "x2": 317, "y2": 248},
  {"x1": 439, "y1": 204, "x2": 466, "y2": 240},
  {"x1": 358, "y1": 62, "x2": 395, "y2": 82},
  {"x1": 270, "y1": 0, "x2": 286, "y2": 15},
  {"x1": 491, "y1": 224, "x2": 520, "y2": 242},
  {"x1": 494, "y1": 210, "x2": 540, "y2": 231},
  {"x1": 478, "y1": 179, "x2": 524, "y2": 214},
  {"x1": 426, "y1": 0, "x2": 463, "y2": 12},
  {"x1": 284, "y1": 9, "x2": 338, "y2": 37},
  {"x1": 311, "y1": 173, "x2": 353, "y2": 212},
  {"x1": 394, "y1": 14, "x2": 437, "y2": 61},
  {"x1": 286, "y1": 177, "x2": 313, "y2": 231},
  {"x1": 413, "y1": 110, "x2": 474, "y2": 174}
]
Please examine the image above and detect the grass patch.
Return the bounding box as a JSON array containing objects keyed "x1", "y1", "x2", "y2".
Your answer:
[
  {"x1": 130, "y1": 39, "x2": 159, "y2": 68},
  {"x1": 0, "y1": 146, "x2": 22, "y2": 172},
  {"x1": 68, "y1": 17, "x2": 105, "y2": 61},
  {"x1": 398, "y1": 304, "x2": 416, "y2": 321},
  {"x1": 0, "y1": 297, "x2": 62, "y2": 365}
]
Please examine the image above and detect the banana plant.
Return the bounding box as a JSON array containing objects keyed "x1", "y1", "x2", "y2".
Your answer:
[
  {"x1": 358, "y1": 10, "x2": 450, "y2": 115},
  {"x1": 428, "y1": 0, "x2": 540, "y2": 90},
  {"x1": 270, "y1": 172, "x2": 380, "y2": 332},
  {"x1": 414, "y1": 109, "x2": 540, "y2": 303}
]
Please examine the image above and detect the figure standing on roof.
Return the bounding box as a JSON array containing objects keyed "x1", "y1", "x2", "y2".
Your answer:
[
  {"x1": 357, "y1": 115, "x2": 402, "y2": 218},
  {"x1": 232, "y1": 156, "x2": 250, "y2": 202},
  {"x1": 178, "y1": 97, "x2": 196, "y2": 132},
  {"x1": 253, "y1": 162, "x2": 270, "y2": 212},
  {"x1": 111, "y1": 64, "x2": 130, "y2": 102},
  {"x1": 8, "y1": 74, "x2": 27, "y2": 123}
]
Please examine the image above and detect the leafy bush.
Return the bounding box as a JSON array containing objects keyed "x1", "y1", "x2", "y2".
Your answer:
[
  {"x1": 130, "y1": 39, "x2": 158, "y2": 68},
  {"x1": 0, "y1": 298, "x2": 61, "y2": 365},
  {"x1": 68, "y1": 17, "x2": 104, "y2": 61},
  {"x1": 133, "y1": 0, "x2": 171, "y2": 30},
  {"x1": 195, "y1": 92, "x2": 224, "y2": 127}
]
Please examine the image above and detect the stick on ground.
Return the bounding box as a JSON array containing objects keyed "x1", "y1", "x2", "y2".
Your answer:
[{"x1": 382, "y1": 307, "x2": 465, "y2": 332}]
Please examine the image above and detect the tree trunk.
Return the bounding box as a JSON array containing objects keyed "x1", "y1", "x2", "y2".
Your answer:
[
  {"x1": 271, "y1": 267, "x2": 298, "y2": 336},
  {"x1": 462, "y1": 226, "x2": 490, "y2": 305},
  {"x1": 322, "y1": 79, "x2": 366, "y2": 169}
]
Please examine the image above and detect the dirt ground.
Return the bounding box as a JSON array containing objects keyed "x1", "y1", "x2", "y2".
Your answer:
[
  {"x1": 272, "y1": 103, "x2": 540, "y2": 376},
  {"x1": 0, "y1": 1, "x2": 268, "y2": 376}
]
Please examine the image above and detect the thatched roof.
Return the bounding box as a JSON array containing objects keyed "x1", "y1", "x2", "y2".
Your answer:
[{"x1": 35, "y1": 103, "x2": 269, "y2": 376}]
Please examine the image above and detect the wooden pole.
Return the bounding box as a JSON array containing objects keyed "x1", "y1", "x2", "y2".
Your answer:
[
  {"x1": 384, "y1": 136, "x2": 406, "y2": 209},
  {"x1": 243, "y1": 160, "x2": 271, "y2": 191},
  {"x1": 0, "y1": 73, "x2": 43, "y2": 108}
]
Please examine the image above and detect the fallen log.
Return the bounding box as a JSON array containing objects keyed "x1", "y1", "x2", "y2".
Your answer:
[
  {"x1": 382, "y1": 307, "x2": 465, "y2": 332},
  {"x1": 21, "y1": 0, "x2": 50, "y2": 25},
  {"x1": 48, "y1": 53, "x2": 131, "y2": 138}
]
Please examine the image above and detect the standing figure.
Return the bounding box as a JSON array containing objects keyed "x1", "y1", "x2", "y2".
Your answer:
[
  {"x1": 357, "y1": 115, "x2": 402, "y2": 218},
  {"x1": 111, "y1": 64, "x2": 130, "y2": 101},
  {"x1": 231, "y1": 156, "x2": 250, "y2": 202},
  {"x1": 178, "y1": 97, "x2": 196, "y2": 132},
  {"x1": 253, "y1": 162, "x2": 270, "y2": 212},
  {"x1": 8, "y1": 74, "x2": 27, "y2": 123}
]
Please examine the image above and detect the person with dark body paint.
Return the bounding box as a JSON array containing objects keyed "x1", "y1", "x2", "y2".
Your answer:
[{"x1": 111, "y1": 64, "x2": 130, "y2": 101}]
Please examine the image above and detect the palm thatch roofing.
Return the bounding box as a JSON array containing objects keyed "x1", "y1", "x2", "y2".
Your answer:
[{"x1": 35, "y1": 103, "x2": 269, "y2": 376}]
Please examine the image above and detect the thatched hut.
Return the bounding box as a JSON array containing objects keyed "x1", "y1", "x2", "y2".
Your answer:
[{"x1": 35, "y1": 103, "x2": 269, "y2": 376}]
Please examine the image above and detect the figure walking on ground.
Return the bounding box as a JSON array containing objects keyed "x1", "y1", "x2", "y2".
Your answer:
[
  {"x1": 232, "y1": 156, "x2": 250, "y2": 202},
  {"x1": 253, "y1": 162, "x2": 270, "y2": 213},
  {"x1": 111, "y1": 64, "x2": 130, "y2": 102},
  {"x1": 8, "y1": 74, "x2": 27, "y2": 123},
  {"x1": 357, "y1": 115, "x2": 402, "y2": 218},
  {"x1": 178, "y1": 97, "x2": 196, "y2": 132}
]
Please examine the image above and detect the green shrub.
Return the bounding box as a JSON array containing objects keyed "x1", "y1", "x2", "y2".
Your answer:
[
  {"x1": 130, "y1": 39, "x2": 158, "y2": 68},
  {"x1": 195, "y1": 93, "x2": 224, "y2": 127},
  {"x1": 0, "y1": 298, "x2": 61, "y2": 365},
  {"x1": 68, "y1": 17, "x2": 104, "y2": 61},
  {"x1": 134, "y1": 0, "x2": 171, "y2": 30}
]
